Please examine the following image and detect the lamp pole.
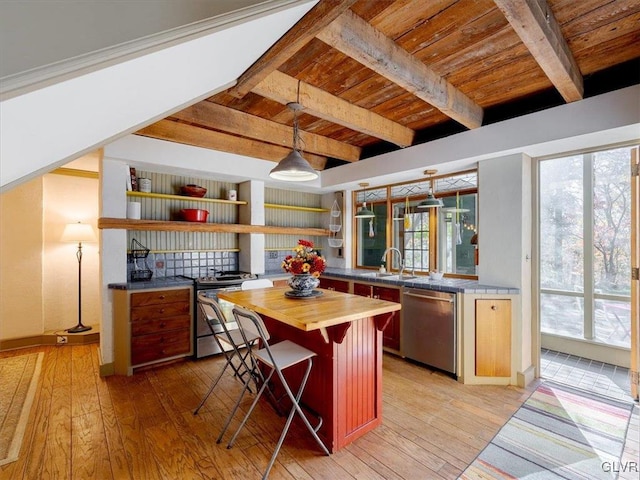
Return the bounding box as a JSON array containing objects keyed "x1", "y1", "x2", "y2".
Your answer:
[{"x1": 67, "y1": 239, "x2": 91, "y2": 333}]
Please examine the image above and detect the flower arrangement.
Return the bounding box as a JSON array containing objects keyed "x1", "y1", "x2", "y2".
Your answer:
[{"x1": 282, "y1": 239, "x2": 326, "y2": 277}]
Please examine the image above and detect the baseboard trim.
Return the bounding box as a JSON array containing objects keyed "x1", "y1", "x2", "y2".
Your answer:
[
  {"x1": 0, "y1": 331, "x2": 99, "y2": 351},
  {"x1": 99, "y1": 362, "x2": 115, "y2": 377},
  {"x1": 517, "y1": 365, "x2": 536, "y2": 388}
]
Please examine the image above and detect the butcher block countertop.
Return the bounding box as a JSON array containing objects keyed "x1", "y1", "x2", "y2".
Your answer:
[{"x1": 217, "y1": 286, "x2": 401, "y2": 332}]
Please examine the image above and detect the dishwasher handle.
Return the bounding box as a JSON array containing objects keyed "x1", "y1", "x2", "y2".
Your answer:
[{"x1": 403, "y1": 291, "x2": 454, "y2": 303}]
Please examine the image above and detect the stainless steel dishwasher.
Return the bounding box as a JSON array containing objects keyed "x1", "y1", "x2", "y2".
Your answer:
[{"x1": 402, "y1": 288, "x2": 456, "y2": 375}]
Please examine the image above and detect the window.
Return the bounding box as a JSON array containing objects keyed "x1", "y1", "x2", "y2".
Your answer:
[
  {"x1": 354, "y1": 171, "x2": 477, "y2": 276},
  {"x1": 539, "y1": 146, "x2": 634, "y2": 348}
]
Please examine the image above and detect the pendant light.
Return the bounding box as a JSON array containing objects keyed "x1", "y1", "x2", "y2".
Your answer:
[
  {"x1": 354, "y1": 182, "x2": 375, "y2": 218},
  {"x1": 269, "y1": 80, "x2": 318, "y2": 182},
  {"x1": 417, "y1": 169, "x2": 443, "y2": 208}
]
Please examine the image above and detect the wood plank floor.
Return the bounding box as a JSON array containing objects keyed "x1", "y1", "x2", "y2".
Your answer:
[{"x1": 0, "y1": 344, "x2": 635, "y2": 479}]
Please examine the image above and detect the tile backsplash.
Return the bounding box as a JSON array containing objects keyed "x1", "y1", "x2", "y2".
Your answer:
[
  {"x1": 128, "y1": 251, "x2": 238, "y2": 279},
  {"x1": 264, "y1": 250, "x2": 289, "y2": 272}
]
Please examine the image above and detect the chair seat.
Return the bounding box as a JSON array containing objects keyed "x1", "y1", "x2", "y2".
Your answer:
[
  {"x1": 217, "y1": 328, "x2": 258, "y2": 348},
  {"x1": 254, "y1": 340, "x2": 316, "y2": 370}
]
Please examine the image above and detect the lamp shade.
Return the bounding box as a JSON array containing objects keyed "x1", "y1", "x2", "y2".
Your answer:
[
  {"x1": 417, "y1": 193, "x2": 444, "y2": 208},
  {"x1": 61, "y1": 222, "x2": 96, "y2": 243},
  {"x1": 354, "y1": 201, "x2": 376, "y2": 218},
  {"x1": 269, "y1": 150, "x2": 318, "y2": 181}
]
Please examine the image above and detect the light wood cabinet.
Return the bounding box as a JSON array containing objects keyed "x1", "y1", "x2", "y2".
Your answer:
[
  {"x1": 113, "y1": 286, "x2": 193, "y2": 375},
  {"x1": 475, "y1": 299, "x2": 511, "y2": 377}
]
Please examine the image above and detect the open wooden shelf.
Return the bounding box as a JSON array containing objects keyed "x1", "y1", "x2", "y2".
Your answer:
[
  {"x1": 264, "y1": 203, "x2": 329, "y2": 213},
  {"x1": 126, "y1": 191, "x2": 246, "y2": 205},
  {"x1": 99, "y1": 218, "x2": 330, "y2": 236}
]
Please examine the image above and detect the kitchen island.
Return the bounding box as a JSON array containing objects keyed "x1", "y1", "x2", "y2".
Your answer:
[{"x1": 217, "y1": 286, "x2": 401, "y2": 453}]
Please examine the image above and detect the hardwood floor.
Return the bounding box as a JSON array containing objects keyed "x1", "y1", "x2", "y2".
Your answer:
[{"x1": 0, "y1": 344, "x2": 632, "y2": 479}]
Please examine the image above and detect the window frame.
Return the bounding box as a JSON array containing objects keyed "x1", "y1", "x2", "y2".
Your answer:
[{"x1": 352, "y1": 170, "x2": 478, "y2": 278}]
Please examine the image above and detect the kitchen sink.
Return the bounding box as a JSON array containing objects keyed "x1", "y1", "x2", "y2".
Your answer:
[
  {"x1": 358, "y1": 272, "x2": 417, "y2": 280},
  {"x1": 385, "y1": 274, "x2": 418, "y2": 280}
]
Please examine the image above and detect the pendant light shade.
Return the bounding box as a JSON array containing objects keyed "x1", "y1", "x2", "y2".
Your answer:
[
  {"x1": 417, "y1": 169, "x2": 443, "y2": 209},
  {"x1": 417, "y1": 193, "x2": 444, "y2": 209},
  {"x1": 269, "y1": 83, "x2": 318, "y2": 182},
  {"x1": 355, "y1": 201, "x2": 375, "y2": 218},
  {"x1": 354, "y1": 182, "x2": 376, "y2": 218},
  {"x1": 269, "y1": 149, "x2": 318, "y2": 181}
]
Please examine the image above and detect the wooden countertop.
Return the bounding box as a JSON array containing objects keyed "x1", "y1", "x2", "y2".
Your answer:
[{"x1": 217, "y1": 286, "x2": 400, "y2": 333}]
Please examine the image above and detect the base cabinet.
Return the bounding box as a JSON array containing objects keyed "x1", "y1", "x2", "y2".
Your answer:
[
  {"x1": 319, "y1": 277, "x2": 350, "y2": 293},
  {"x1": 113, "y1": 286, "x2": 193, "y2": 375},
  {"x1": 353, "y1": 282, "x2": 401, "y2": 352},
  {"x1": 475, "y1": 299, "x2": 511, "y2": 377}
]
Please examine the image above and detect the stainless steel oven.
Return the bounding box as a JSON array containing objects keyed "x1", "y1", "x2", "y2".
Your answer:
[{"x1": 191, "y1": 271, "x2": 257, "y2": 359}]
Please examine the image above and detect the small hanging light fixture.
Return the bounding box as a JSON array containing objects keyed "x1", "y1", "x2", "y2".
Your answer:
[
  {"x1": 417, "y1": 169, "x2": 443, "y2": 208},
  {"x1": 354, "y1": 182, "x2": 375, "y2": 218},
  {"x1": 269, "y1": 80, "x2": 318, "y2": 182}
]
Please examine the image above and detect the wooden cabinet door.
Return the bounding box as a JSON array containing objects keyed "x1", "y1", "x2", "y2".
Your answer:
[
  {"x1": 475, "y1": 299, "x2": 511, "y2": 377},
  {"x1": 374, "y1": 286, "x2": 401, "y2": 351},
  {"x1": 353, "y1": 282, "x2": 373, "y2": 297},
  {"x1": 319, "y1": 277, "x2": 350, "y2": 293}
]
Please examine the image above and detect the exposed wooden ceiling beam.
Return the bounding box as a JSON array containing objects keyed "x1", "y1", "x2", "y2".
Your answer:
[
  {"x1": 136, "y1": 119, "x2": 327, "y2": 170},
  {"x1": 228, "y1": 0, "x2": 358, "y2": 99},
  {"x1": 171, "y1": 102, "x2": 360, "y2": 162},
  {"x1": 317, "y1": 9, "x2": 484, "y2": 130},
  {"x1": 253, "y1": 70, "x2": 415, "y2": 147},
  {"x1": 493, "y1": 0, "x2": 583, "y2": 102}
]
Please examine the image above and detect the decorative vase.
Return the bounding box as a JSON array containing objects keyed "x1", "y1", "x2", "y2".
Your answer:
[{"x1": 287, "y1": 273, "x2": 320, "y2": 296}]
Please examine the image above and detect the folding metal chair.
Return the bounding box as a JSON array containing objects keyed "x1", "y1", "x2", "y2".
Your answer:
[
  {"x1": 193, "y1": 293, "x2": 258, "y2": 415},
  {"x1": 224, "y1": 306, "x2": 330, "y2": 479}
]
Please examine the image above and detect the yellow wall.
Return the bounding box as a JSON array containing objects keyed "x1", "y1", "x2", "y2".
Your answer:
[
  {"x1": 0, "y1": 170, "x2": 99, "y2": 340},
  {"x1": 0, "y1": 177, "x2": 45, "y2": 339},
  {"x1": 43, "y1": 173, "x2": 99, "y2": 332}
]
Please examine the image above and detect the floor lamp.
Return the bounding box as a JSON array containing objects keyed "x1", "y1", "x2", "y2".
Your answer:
[{"x1": 61, "y1": 222, "x2": 96, "y2": 333}]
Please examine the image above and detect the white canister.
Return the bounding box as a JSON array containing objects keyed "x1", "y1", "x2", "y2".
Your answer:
[
  {"x1": 227, "y1": 189, "x2": 237, "y2": 201},
  {"x1": 138, "y1": 178, "x2": 151, "y2": 193},
  {"x1": 127, "y1": 202, "x2": 141, "y2": 219}
]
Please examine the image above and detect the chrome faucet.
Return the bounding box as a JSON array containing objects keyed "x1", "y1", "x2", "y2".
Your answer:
[{"x1": 381, "y1": 247, "x2": 404, "y2": 276}]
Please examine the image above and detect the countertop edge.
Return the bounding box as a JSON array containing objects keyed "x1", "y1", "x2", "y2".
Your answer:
[{"x1": 307, "y1": 268, "x2": 520, "y2": 294}]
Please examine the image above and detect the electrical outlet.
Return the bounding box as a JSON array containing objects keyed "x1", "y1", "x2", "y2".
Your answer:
[
  {"x1": 268, "y1": 251, "x2": 278, "y2": 259},
  {"x1": 57, "y1": 335, "x2": 68, "y2": 344}
]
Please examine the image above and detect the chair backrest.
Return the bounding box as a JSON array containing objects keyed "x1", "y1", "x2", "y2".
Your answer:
[
  {"x1": 197, "y1": 292, "x2": 228, "y2": 330},
  {"x1": 232, "y1": 306, "x2": 270, "y2": 343},
  {"x1": 241, "y1": 279, "x2": 274, "y2": 290}
]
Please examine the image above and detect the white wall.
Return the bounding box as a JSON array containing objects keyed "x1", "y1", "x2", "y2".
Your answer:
[
  {"x1": 0, "y1": 1, "x2": 317, "y2": 192},
  {"x1": 478, "y1": 153, "x2": 533, "y2": 378},
  {"x1": 0, "y1": 0, "x2": 271, "y2": 78}
]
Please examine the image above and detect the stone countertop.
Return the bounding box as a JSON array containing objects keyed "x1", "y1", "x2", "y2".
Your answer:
[
  {"x1": 261, "y1": 268, "x2": 519, "y2": 295},
  {"x1": 108, "y1": 276, "x2": 194, "y2": 290}
]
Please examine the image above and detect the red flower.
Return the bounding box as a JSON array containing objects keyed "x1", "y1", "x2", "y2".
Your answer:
[{"x1": 281, "y1": 240, "x2": 325, "y2": 276}]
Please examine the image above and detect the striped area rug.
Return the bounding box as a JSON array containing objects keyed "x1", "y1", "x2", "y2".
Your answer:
[{"x1": 460, "y1": 381, "x2": 634, "y2": 480}]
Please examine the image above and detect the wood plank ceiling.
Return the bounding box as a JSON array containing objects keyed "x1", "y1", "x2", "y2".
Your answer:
[{"x1": 136, "y1": 0, "x2": 640, "y2": 171}]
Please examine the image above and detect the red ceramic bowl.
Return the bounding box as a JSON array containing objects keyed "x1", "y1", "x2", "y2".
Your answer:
[
  {"x1": 181, "y1": 209, "x2": 209, "y2": 222},
  {"x1": 180, "y1": 184, "x2": 207, "y2": 197}
]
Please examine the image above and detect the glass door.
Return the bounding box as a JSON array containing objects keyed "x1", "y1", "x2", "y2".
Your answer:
[
  {"x1": 631, "y1": 147, "x2": 639, "y2": 400},
  {"x1": 539, "y1": 146, "x2": 635, "y2": 365}
]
